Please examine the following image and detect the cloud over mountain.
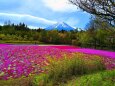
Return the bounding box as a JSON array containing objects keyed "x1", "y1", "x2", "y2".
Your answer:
[
  {"x1": 0, "y1": 13, "x2": 57, "y2": 28},
  {"x1": 0, "y1": 0, "x2": 90, "y2": 29}
]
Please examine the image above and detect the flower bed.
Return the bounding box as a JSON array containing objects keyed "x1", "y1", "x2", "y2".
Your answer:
[
  {"x1": 0, "y1": 44, "x2": 70, "y2": 80},
  {"x1": 0, "y1": 44, "x2": 115, "y2": 80}
]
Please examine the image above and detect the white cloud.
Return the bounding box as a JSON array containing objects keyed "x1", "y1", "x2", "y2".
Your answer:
[
  {"x1": 0, "y1": 13, "x2": 56, "y2": 24},
  {"x1": 43, "y1": 0, "x2": 79, "y2": 12},
  {"x1": 0, "y1": 13, "x2": 57, "y2": 28}
]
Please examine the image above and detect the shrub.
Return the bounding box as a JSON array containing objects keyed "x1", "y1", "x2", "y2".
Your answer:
[
  {"x1": 32, "y1": 53, "x2": 106, "y2": 86},
  {"x1": 68, "y1": 70, "x2": 115, "y2": 86}
]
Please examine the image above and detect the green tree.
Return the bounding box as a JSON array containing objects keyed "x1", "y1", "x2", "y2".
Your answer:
[{"x1": 79, "y1": 32, "x2": 93, "y2": 47}]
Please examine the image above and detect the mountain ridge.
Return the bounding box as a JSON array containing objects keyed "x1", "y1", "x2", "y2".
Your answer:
[{"x1": 45, "y1": 22, "x2": 75, "y2": 31}]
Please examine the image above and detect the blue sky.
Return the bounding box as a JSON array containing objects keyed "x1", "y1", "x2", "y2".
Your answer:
[{"x1": 0, "y1": 0, "x2": 91, "y2": 29}]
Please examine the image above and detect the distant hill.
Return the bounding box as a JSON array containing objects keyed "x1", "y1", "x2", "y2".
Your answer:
[{"x1": 45, "y1": 22, "x2": 75, "y2": 31}]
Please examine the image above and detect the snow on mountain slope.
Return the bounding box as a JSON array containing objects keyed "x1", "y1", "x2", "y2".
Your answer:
[{"x1": 45, "y1": 22, "x2": 75, "y2": 31}]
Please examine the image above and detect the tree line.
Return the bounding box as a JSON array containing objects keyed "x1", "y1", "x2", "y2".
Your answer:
[{"x1": 0, "y1": 17, "x2": 115, "y2": 50}]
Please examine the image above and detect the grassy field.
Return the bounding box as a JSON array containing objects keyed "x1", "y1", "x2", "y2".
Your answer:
[
  {"x1": 64, "y1": 70, "x2": 115, "y2": 86},
  {"x1": 0, "y1": 70, "x2": 115, "y2": 86},
  {"x1": 0, "y1": 40, "x2": 45, "y2": 44},
  {"x1": 32, "y1": 53, "x2": 106, "y2": 86},
  {"x1": 0, "y1": 75, "x2": 35, "y2": 86}
]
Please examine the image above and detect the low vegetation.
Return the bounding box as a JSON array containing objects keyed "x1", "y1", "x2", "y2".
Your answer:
[
  {"x1": 32, "y1": 53, "x2": 106, "y2": 86},
  {"x1": 64, "y1": 70, "x2": 115, "y2": 86},
  {"x1": 0, "y1": 75, "x2": 34, "y2": 86},
  {"x1": 0, "y1": 17, "x2": 115, "y2": 50}
]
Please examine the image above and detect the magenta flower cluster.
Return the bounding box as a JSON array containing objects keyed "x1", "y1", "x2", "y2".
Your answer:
[
  {"x1": 50, "y1": 46, "x2": 115, "y2": 70},
  {"x1": 0, "y1": 44, "x2": 115, "y2": 80},
  {"x1": 65, "y1": 48, "x2": 115, "y2": 58},
  {"x1": 0, "y1": 44, "x2": 69, "y2": 80},
  {"x1": 67, "y1": 48, "x2": 115, "y2": 70}
]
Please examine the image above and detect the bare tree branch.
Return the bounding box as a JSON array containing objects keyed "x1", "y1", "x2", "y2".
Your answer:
[{"x1": 69, "y1": 0, "x2": 115, "y2": 26}]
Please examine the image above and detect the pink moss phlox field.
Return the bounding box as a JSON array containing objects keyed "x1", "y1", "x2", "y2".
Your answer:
[
  {"x1": 0, "y1": 44, "x2": 115, "y2": 80},
  {"x1": 49, "y1": 45, "x2": 78, "y2": 49},
  {"x1": 48, "y1": 46, "x2": 115, "y2": 70},
  {"x1": 66, "y1": 48, "x2": 115, "y2": 58},
  {"x1": 0, "y1": 44, "x2": 70, "y2": 80},
  {"x1": 65, "y1": 48, "x2": 115, "y2": 70}
]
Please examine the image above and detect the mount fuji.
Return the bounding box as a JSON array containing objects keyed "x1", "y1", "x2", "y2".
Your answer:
[{"x1": 45, "y1": 22, "x2": 75, "y2": 31}]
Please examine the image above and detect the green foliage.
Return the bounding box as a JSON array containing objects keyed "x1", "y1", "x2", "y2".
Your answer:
[
  {"x1": 32, "y1": 53, "x2": 105, "y2": 86},
  {"x1": 79, "y1": 32, "x2": 93, "y2": 46},
  {"x1": 96, "y1": 29, "x2": 109, "y2": 47},
  {"x1": 65, "y1": 70, "x2": 115, "y2": 86},
  {"x1": 75, "y1": 17, "x2": 115, "y2": 50},
  {"x1": 0, "y1": 21, "x2": 115, "y2": 50},
  {"x1": 0, "y1": 75, "x2": 34, "y2": 86}
]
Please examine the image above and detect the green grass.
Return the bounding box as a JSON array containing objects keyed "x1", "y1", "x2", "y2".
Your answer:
[
  {"x1": 32, "y1": 53, "x2": 106, "y2": 86},
  {"x1": 64, "y1": 70, "x2": 115, "y2": 86},
  {"x1": 0, "y1": 75, "x2": 35, "y2": 86},
  {"x1": 0, "y1": 70, "x2": 114, "y2": 86},
  {"x1": 0, "y1": 40, "x2": 60, "y2": 45},
  {"x1": 0, "y1": 40, "x2": 44, "y2": 44}
]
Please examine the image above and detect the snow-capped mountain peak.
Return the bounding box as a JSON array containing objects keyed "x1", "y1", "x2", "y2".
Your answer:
[{"x1": 45, "y1": 22, "x2": 74, "y2": 31}]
